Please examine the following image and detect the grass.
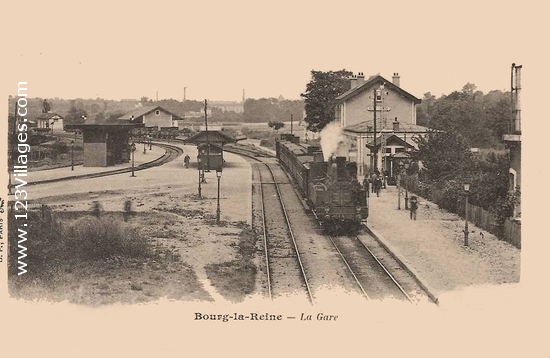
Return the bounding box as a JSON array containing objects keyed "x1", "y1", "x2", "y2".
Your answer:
[
  {"x1": 204, "y1": 226, "x2": 259, "y2": 302},
  {"x1": 7, "y1": 207, "x2": 173, "y2": 282}
]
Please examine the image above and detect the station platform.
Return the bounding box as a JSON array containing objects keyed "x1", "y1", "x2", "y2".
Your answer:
[
  {"x1": 365, "y1": 185, "x2": 520, "y2": 305},
  {"x1": 12, "y1": 145, "x2": 166, "y2": 185}
]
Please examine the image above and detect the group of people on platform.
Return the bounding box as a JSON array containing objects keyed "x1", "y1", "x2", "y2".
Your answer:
[
  {"x1": 362, "y1": 170, "x2": 387, "y2": 198},
  {"x1": 361, "y1": 169, "x2": 418, "y2": 220}
]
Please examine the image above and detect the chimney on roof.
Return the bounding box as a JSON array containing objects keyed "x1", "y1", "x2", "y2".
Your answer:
[
  {"x1": 393, "y1": 117, "x2": 400, "y2": 132},
  {"x1": 349, "y1": 75, "x2": 358, "y2": 88},
  {"x1": 392, "y1": 72, "x2": 401, "y2": 87},
  {"x1": 357, "y1": 72, "x2": 365, "y2": 85}
]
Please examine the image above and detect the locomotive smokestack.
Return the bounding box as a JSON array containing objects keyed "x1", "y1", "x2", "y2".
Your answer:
[
  {"x1": 336, "y1": 157, "x2": 346, "y2": 180},
  {"x1": 313, "y1": 151, "x2": 324, "y2": 163}
]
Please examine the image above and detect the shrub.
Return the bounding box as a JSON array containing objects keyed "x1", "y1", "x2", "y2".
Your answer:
[{"x1": 63, "y1": 216, "x2": 150, "y2": 260}]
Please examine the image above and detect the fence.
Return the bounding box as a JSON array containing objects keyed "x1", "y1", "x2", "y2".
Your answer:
[
  {"x1": 405, "y1": 176, "x2": 521, "y2": 249},
  {"x1": 503, "y1": 218, "x2": 521, "y2": 249},
  {"x1": 463, "y1": 203, "x2": 521, "y2": 249}
]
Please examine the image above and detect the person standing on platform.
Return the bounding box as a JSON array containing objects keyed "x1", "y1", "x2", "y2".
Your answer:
[
  {"x1": 362, "y1": 176, "x2": 370, "y2": 194},
  {"x1": 409, "y1": 195, "x2": 418, "y2": 220},
  {"x1": 371, "y1": 172, "x2": 377, "y2": 194},
  {"x1": 375, "y1": 175, "x2": 382, "y2": 197}
]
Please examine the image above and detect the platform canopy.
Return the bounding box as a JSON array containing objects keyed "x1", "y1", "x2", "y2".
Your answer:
[{"x1": 65, "y1": 119, "x2": 144, "y2": 167}]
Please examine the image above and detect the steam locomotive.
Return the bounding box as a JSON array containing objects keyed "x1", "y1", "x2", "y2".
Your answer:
[{"x1": 276, "y1": 134, "x2": 368, "y2": 231}]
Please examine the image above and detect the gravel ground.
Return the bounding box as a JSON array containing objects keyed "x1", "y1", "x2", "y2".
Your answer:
[{"x1": 367, "y1": 186, "x2": 521, "y2": 303}]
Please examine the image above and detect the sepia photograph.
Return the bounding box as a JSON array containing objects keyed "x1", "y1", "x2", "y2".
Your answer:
[{"x1": 1, "y1": 1, "x2": 547, "y2": 357}]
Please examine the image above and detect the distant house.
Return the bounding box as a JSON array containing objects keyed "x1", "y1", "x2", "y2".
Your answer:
[
  {"x1": 118, "y1": 106, "x2": 181, "y2": 130},
  {"x1": 35, "y1": 113, "x2": 64, "y2": 133},
  {"x1": 335, "y1": 72, "x2": 425, "y2": 177},
  {"x1": 209, "y1": 101, "x2": 244, "y2": 113}
]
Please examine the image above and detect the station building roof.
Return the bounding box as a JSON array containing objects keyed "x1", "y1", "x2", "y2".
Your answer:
[
  {"x1": 183, "y1": 130, "x2": 237, "y2": 145},
  {"x1": 117, "y1": 106, "x2": 182, "y2": 121}
]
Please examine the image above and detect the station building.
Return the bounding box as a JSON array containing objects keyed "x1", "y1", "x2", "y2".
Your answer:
[
  {"x1": 335, "y1": 72, "x2": 428, "y2": 177},
  {"x1": 117, "y1": 105, "x2": 181, "y2": 130}
]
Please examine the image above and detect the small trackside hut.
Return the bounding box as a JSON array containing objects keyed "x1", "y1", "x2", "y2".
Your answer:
[{"x1": 183, "y1": 130, "x2": 237, "y2": 171}]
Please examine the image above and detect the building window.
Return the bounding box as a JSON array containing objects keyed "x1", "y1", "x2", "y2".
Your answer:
[
  {"x1": 385, "y1": 148, "x2": 392, "y2": 154},
  {"x1": 155, "y1": 110, "x2": 160, "y2": 115},
  {"x1": 395, "y1": 147, "x2": 405, "y2": 153},
  {"x1": 376, "y1": 89, "x2": 382, "y2": 102}
]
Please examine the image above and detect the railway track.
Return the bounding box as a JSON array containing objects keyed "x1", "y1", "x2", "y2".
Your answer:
[
  {"x1": 219, "y1": 142, "x2": 431, "y2": 303},
  {"x1": 22, "y1": 142, "x2": 183, "y2": 187},
  {"x1": 329, "y1": 233, "x2": 413, "y2": 302},
  {"x1": 256, "y1": 161, "x2": 313, "y2": 303}
]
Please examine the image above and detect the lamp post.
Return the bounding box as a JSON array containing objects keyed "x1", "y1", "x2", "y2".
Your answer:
[
  {"x1": 148, "y1": 135, "x2": 152, "y2": 150},
  {"x1": 397, "y1": 161, "x2": 403, "y2": 210},
  {"x1": 404, "y1": 161, "x2": 410, "y2": 210},
  {"x1": 463, "y1": 182, "x2": 470, "y2": 246},
  {"x1": 130, "y1": 142, "x2": 136, "y2": 177},
  {"x1": 71, "y1": 140, "x2": 75, "y2": 171},
  {"x1": 216, "y1": 168, "x2": 222, "y2": 224},
  {"x1": 197, "y1": 155, "x2": 202, "y2": 199}
]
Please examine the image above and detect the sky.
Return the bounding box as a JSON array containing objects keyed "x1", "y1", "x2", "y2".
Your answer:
[{"x1": 1, "y1": 0, "x2": 544, "y2": 103}]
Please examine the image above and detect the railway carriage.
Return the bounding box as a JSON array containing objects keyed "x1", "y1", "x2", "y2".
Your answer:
[{"x1": 276, "y1": 134, "x2": 368, "y2": 232}]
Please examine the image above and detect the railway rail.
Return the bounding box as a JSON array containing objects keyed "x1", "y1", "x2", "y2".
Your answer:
[
  {"x1": 329, "y1": 234, "x2": 413, "y2": 302},
  {"x1": 256, "y1": 161, "x2": 313, "y2": 303}
]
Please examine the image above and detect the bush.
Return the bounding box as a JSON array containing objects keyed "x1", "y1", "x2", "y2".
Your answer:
[
  {"x1": 49, "y1": 141, "x2": 69, "y2": 154},
  {"x1": 8, "y1": 210, "x2": 153, "y2": 280},
  {"x1": 64, "y1": 216, "x2": 150, "y2": 260}
]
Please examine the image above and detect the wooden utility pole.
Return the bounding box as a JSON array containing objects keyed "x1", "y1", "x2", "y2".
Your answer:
[
  {"x1": 373, "y1": 89, "x2": 377, "y2": 173},
  {"x1": 204, "y1": 99, "x2": 210, "y2": 171}
]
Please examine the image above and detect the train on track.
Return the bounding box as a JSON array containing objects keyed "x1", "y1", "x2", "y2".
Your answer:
[
  {"x1": 276, "y1": 134, "x2": 368, "y2": 231},
  {"x1": 132, "y1": 126, "x2": 180, "y2": 140}
]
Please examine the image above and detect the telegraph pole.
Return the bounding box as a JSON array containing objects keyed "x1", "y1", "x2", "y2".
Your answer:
[
  {"x1": 373, "y1": 88, "x2": 377, "y2": 174},
  {"x1": 290, "y1": 114, "x2": 293, "y2": 135},
  {"x1": 367, "y1": 86, "x2": 390, "y2": 175},
  {"x1": 204, "y1": 99, "x2": 210, "y2": 171}
]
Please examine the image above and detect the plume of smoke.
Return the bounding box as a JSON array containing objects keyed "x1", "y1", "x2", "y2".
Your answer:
[{"x1": 320, "y1": 122, "x2": 347, "y2": 161}]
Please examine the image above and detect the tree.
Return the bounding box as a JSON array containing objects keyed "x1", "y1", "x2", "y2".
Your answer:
[
  {"x1": 42, "y1": 99, "x2": 51, "y2": 113},
  {"x1": 65, "y1": 105, "x2": 88, "y2": 126},
  {"x1": 268, "y1": 121, "x2": 285, "y2": 131},
  {"x1": 243, "y1": 98, "x2": 279, "y2": 122},
  {"x1": 90, "y1": 103, "x2": 100, "y2": 113},
  {"x1": 301, "y1": 69, "x2": 352, "y2": 132},
  {"x1": 416, "y1": 92, "x2": 436, "y2": 127},
  {"x1": 414, "y1": 129, "x2": 474, "y2": 182}
]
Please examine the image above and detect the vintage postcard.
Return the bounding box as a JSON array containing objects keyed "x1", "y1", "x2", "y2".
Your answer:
[{"x1": 1, "y1": 1, "x2": 546, "y2": 357}]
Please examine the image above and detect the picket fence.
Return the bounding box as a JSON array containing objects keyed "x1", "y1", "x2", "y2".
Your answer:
[{"x1": 405, "y1": 178, "x2": 521, "y2": 249}]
